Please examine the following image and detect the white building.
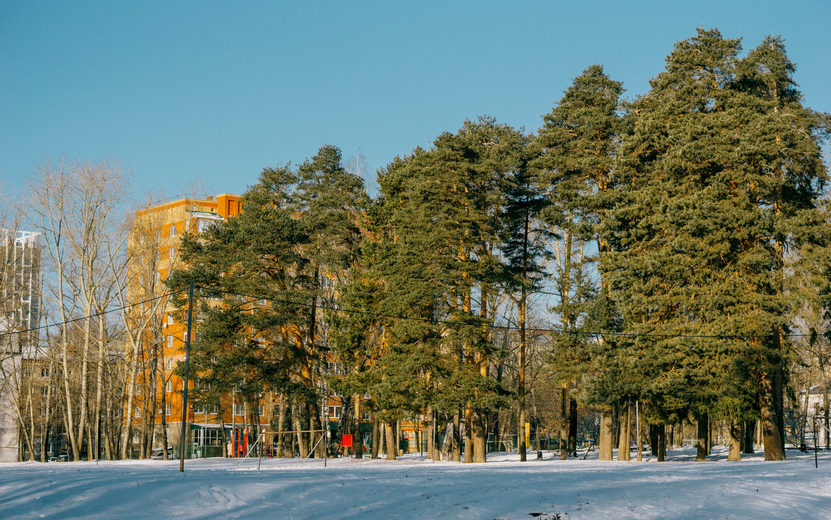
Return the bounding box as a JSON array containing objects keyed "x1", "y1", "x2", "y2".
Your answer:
[
  {"x1": 0, "y1": 230, "x2": 41, "y2": 462},
  {"x1": 0, "y1": 320, "x2": 20, "y2": 462}
]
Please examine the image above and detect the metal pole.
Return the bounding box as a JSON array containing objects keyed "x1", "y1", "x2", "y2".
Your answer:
[{"x1": 179, "y1": 280, "x2": 195, "y2": 472}]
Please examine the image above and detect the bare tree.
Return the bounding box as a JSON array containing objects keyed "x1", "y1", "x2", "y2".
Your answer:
[{"x1": 31, "y1": 158, "x2": 130, "y2": 460}]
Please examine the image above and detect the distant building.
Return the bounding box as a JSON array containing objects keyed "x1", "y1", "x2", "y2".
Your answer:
[
  {"x1": 0, "y1": 230, "x2": 41, "y2": 462},
  {"x1": 126, "y1": 194, "x2": 248, "y2": 457},
  {"x1": 124, "y1": 195, "x2": 371, "y2": 458},
  {"x1": 803, "y1": 383, "x2": 831, "y2": 447}
]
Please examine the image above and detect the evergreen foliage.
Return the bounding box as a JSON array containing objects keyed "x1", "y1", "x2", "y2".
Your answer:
[{"x1": 162, "y1": 28, "x2": 829, "y2": 464}]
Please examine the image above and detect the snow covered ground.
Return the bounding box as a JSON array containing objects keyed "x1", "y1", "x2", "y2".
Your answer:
[{"x1": 2, "y1": 447, "x2": 830, "y2": 519}]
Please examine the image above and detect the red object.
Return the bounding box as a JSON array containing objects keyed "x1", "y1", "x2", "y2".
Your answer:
[{"x1": 340, "y1": 434, "x2": 353, "y2": 457}]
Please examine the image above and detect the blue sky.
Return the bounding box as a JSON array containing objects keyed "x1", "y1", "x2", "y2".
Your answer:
[{"x1": 1, "y1": 1, "x2": 829, "y2": 200}]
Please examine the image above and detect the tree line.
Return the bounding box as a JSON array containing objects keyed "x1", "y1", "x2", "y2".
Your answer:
[
  {"x1": 167, "y1": 28, "x2": 831, "y2": 463},
  {"x1": 3, "y1": 27, "x2": 830, "y2": 462}
]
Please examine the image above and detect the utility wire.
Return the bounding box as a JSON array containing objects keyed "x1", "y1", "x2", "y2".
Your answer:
[
  {"x1": 2, "y1": 284, "x2": 808, "y2": 343},
  {"x1": 200, "y1": 286, "x2": 810, "y2": 341},
  {"x1": 0, "y1": 290, "x2": 183, "y2": 340}
]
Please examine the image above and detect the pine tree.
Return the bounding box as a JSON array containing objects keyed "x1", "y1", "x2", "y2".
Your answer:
[
  {"x1": 365, "y1": 117, "x2": 523, "y2": 462},
  {"x1": 502, "y1": 138, "x2": 549, "y2": 461},
  {"x1": 531, "y1": 65, "x2": 624, "y2": 460},
  {"x1": 603, "y1": 28, "x2": 828, "y2": 462},
  {"x1": 732, "y1": 35, "x2": 829, "y2": 459}
]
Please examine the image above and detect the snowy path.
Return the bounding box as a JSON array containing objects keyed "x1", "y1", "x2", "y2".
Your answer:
[{"x1": 2, "y1": 448, "x2": 830, "y2": 519}]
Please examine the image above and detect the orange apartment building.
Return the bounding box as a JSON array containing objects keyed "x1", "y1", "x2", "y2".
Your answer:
[
  {"x1": 127, "y1": 193, "x2": 257, "y2": 458},
  {"x1": 126, "y1": 193, "x2": 358, "y2": 459},
  {"x1": 126, "y1": 193, "x2": 423, "y2": 459}
]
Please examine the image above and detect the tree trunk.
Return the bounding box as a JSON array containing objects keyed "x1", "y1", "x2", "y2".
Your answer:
[
  {"x1": 743, "y1": 420, "x2": 755, "y2": 454},
  {"x1": 426, "y1": 409, "x2": 434, "y2": 460},
  {"x1": 560, "y1": 385, "x2": 568, "y2": 460},
  {"x1": 310, "y1": 402, "x2": 324, "y2": 458},
  {"x1": 292, "y1": 403, "x2": 307, "y2": 458},
  {"x1": 385, "y1": 421, "x2": 397, "y2": 460},
  {"x1": 649, "y1": 424, "x2": 658, "y2": 457},
  {"x1": 824, "y1": 377, "x2": 830, "y2": 450},
  {"x1": 353, "y1": 394, "x2": 363, "y2": 459},
  {"x1": 371, "y1": 418, "x2": 379, "y2": 459},
  {"x1": 78, "y1": 307, "x2": 93, "y2": 460},
  {"x1": 656, "y1": 424, "x2": 666, "y2": 462},
  {"x1": 104, "y1": 392, "x2": 114, "y2": 460},
  {"x1": 160, "y1": 379, "x2": 169, "y2": 460},
  {"x1": 92, "y1": 311, "x2": 106, "y2": 460},
  {"x1": 696, "y1": 414, "x2": 708, "y2": 462},
  {"x1": 598, "y1": 410, "x2": 613, "y2": 460},
  {"x1": 60, "y1": 322, "x2": 78, "y2": 460},
  {"x1": 517, "y1": 284, "x2": 527, "y2": 462},
  {"x1": 276, "y1": 395, "x2": 286, "y2": 457},
  {"x1": 760, "y1": 370, "x2": 786, "y2": 460},
  {"x1": 728, "y1": 420, "x2": 742, "y2": 461},
  {"x1": 452, "y1": 410, "x2": 461, "y2": 462},
  {"x1": 144, "y1": 348, "x2": 159, "y2": 459},
  {"x1": 463, "y1": 406, "x2": 473, "y2": 463},
  {"x1": 473, "y1": 410, "x2": 486, "y2": 463},
  {"x1": 617, "y1": 403, "x2": 630, "y2": 461},
  {"x1": 379, "y1": 422, "x2": 386, "y2": 457},
  {"x1": 121, "y1": 336, "x2": 140, "y2": 460},
  {"x1": 568, "y1": 398, "x2": 577, "y2": 457}
]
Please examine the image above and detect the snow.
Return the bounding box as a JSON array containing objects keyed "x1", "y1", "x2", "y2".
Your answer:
[{"x1": 2, "y1": 448, "x2": 831, "y2": 519}]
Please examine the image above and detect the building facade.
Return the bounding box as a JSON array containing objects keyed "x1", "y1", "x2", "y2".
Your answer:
[
  {"x1": 0, "y1": 230, "x2": 41, "y2": 462},
  {"x1": 127, "y1": 194, "x2": 255, "y2": 457}
]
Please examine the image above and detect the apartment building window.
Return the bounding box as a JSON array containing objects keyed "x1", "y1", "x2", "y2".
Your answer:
[
  {"x1": 328, "y1": 406, "x2": 342, "y2": 419},
  {"x1": 169, "y1": 247, "x2": 175, "y2": 259},
  {"x1": 197, "y1": 219, "x2": 214, "y2": 233},
  {"x1": 41, "y1": 368, "x2": 49, "y2": 378},
  {"x1": 166, "y1": 381, "x2": 172, "y2": 393},
  {"x1": 258, "y1": 405, "x2": 264, "y2": 416},
  {"x1": 166, "y1": 404, "x2": 171, "y2": 416},
  {"x1": 167, "y1": 336, "x2": 174, "y2": 348},
  {"x1": 166, "y1": 358, "x2": 172, "y2": 370},
  {"x1": 135, "y1": 408, "x2": 141, "y2": 418},
  {"x1": 167, "y1": 315, "x2": 174, "y2": 326},
  {"x1": 169, "y1": 224, "x2": 176, "y2": 237},
  {"x1": 233, "y1": 402, "x2": 244, "y2": 416}
]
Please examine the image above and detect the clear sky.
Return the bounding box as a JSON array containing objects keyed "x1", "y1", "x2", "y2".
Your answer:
[{"x1": 1, "y1": 1, "x2": 829, "y2": 201}]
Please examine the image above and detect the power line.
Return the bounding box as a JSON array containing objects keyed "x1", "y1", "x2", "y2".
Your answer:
[
  {"x1": 200, "y1": 287, "x2": 809, "y2": 341},
  {"x1": 2, "y1": 283, "x2": 808, "y2": 343},
  {"x1": 0, "y1": 291, "x2": 183, "y2": 340}
]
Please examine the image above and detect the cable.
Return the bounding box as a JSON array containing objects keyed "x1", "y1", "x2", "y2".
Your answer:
[
  {"x1": 199, "y1": 286, "x2": 807, "y2": 341},
  {"x1": 0, "y1": 290, "x2": 183, "y2": 340},
  {"x1": 3, "y1": 283, "x2": 805, "y2": 343}
]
